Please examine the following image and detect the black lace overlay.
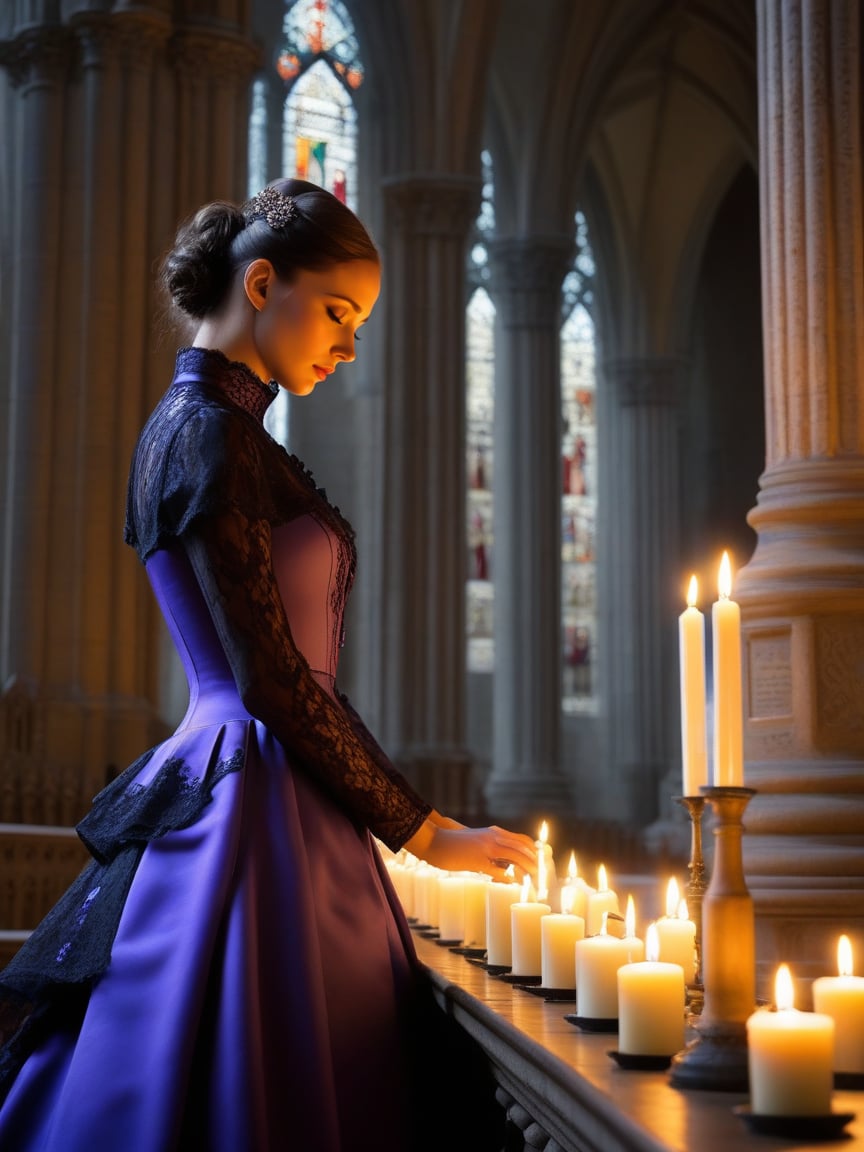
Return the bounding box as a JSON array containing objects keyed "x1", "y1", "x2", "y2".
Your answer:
[{"x1": 126, "y1": 347, "x2": 430, "y2": 848}]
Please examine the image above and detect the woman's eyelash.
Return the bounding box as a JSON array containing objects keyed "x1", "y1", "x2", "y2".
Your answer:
[{"x1": 327, "y1": 307, "x2": 362, "y2": 340}]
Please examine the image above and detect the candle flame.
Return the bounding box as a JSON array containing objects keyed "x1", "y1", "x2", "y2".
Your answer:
[
  {"x1": 538, "y1": 821, "x2": 548, "y2": 844},
  {"x1": 774, "y1": 963, "x2": 795, "y2": 1011},
  {"x1": 646, "y1": 921, "x2": 660, "y2": 963},
  {"x1": 504, "y1": 863, "x2": 515, "y2": 879},
  {"x1": 677, "y1": 898, "x2": 689, "y2": 921},
  {"x1": 718, "y1": 551, "x2": 733, "y2": 600},
  {"x1": 598, "y1": 863, "x2": 608, "y2": 892},
  {"x1": 625, "y1": 894, "x2": 636, "y2": 938},
  {"x1": 520, "y1": 875, "x2": 532, "y2": 902},
  {"x1": 665, "y1": 877, "x2": 680, "y2": 917},
  {"x1": 567, "y1": 851, "x2": 577, "y2": 881},
  {"x1": 686, "y1": 574, "x2": 698, "y2": 609},
  {"x1": 838, "y1": 934, "x2": 854, "y2": 977}
]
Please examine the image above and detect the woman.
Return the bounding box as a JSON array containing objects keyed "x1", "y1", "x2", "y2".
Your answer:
[{"x1": 0, "y1": 179, "x2": 537, "y2": 1151}]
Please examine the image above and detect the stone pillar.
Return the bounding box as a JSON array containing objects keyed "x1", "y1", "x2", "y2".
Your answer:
[
  {"x1": 599, "y1": 357, "x2": 685, "y2": 827},
  {"x1": 482, "y1": 237, "x2": 575, "y2": 827},
  {"x1": 738, "y1": 0, "x2": 864, "y2": 981},
  {"x1": 379, "y1": 176, "x2": 481, "y2": 818},
  {"x1": 0, "y1": 7, "x2": 258, "y2": 826}
]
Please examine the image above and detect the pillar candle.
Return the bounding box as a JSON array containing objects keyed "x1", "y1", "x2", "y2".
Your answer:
[
  {"x1": 575, "y1": 917, "x2": 633, "y2": 1018},
  {"x1": 414, "y1": 863, "x2": 442, "y2": 928},
  {"x1": 559, "y1": 851, "x2": 591, "y2": 920},
  {"x1": 586, "y1": 864, "x2": 619, "y2": 935},
  {"x1": 653, "y1": 878, "x2": 697, "y2": 984},
  {"x1": 618, "y1": 924, "x2": 686, "y2": 1056},
  {"x1": 679, "y1": 574, "x2": 708, "y2": 795},
  {"x1": 746, "y1": 964, "x2": 835, "y2": 1116},
  {"x1": 461, "y1": 874, "x2": 490, "y2": 949},
  {"x1": 510, "y1": 891, "x2": 551, "y2": 978},
  {"x1": 385, "y1": 857, "x2": 416, "y2": 917},
  {"x1": 712, "y1": 551, "x2": 743, "y2": 787},
  {"x1": 619, "y1": 894, "x2": 645, "y2": 964},
  {"x1": 485, "y1": 879, "x2": 521, "y2": 967},
  {"x1": 812, "y1": 935, "x2": 864, "y2": 1074},
  {"x1": 541, "y1": 912, "x2": 585, "y2": 990},
  {"x1": 437, "y1": 875, "x2": 465, "y2": 942}
]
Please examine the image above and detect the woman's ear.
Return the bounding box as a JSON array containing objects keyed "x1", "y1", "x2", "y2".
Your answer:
[{"x1": 243, "y1": 259, "x2": 274, "y2": 313}]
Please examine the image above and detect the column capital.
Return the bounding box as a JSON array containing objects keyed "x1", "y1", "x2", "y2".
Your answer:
[
  {"x1": 486, "y1": 235, "x2": 574, "y2": 327},
  {"x1": 603, "y1": 355, "x2": 688, "y2": 407},
  {"x1": 0, "y1": 27, "x2": 71, "y2": 89},
  {"x1": 382, "y1": 174, "x2": 480, "y2": 238}
]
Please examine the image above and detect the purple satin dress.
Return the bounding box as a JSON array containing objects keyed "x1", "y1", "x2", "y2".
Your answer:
[{"x1": 0, "y1": 350, "x2": 485, "y2": 1151}]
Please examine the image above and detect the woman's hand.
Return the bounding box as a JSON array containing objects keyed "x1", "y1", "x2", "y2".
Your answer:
[{"x1": 405, "y1": 814, "x2": 536, "y2": 883}]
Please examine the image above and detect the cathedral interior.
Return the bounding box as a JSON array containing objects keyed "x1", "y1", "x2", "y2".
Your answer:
[{"x1": 1, "y1": 0, "x2": 862, "y2": 985}]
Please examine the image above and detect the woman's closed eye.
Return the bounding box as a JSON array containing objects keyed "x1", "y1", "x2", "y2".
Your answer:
[{"x1": 327, "y1": 308, "x2": 362, "y2": 340}]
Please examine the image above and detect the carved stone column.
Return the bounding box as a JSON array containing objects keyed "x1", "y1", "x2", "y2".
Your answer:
[
  {"x1": 599, "y1": 356, "x2": 685, "y2": 827},
  {"x1": 738, "y1": 0, "x2": 864, "y2": 980},
  {"x1": 482, "y1": 237, "x2": 575, "y2": 826},
  {"x1": 379, "y1": 176, "x2": 481, "y2": 817}
]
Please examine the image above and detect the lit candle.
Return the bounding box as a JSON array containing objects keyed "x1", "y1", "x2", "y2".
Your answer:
[
  {"x1": 586, "y1": 864, "x2": 619, "y2": 935},
  {"x1": 413, "y1": 863, "x2": 442, "y2": 928},
  {"x1": 653, "y1": 878, "x2": 697, "y2": 984},
  {"x1": 510, "y1": 876, "x2": 551, "y2": 977},
  {"x1": 812, "y1": 935, "x2": 864, "y2": 1075},
  {"x1": 712, "y1": 551, "x2": 743, "y2": 787},
  {"x1": 534, "y1": 821, "x2": 557, "y2": 904},
  {"x1": 541, "y1": 911, "x2": 585, "y2": 991},
  {"x1": 575, "y1": 913, "x2": 633, "y2": 1019},
  {"x1": 619, "y1": 894, "x2": 645, "y2": 964},
  {"x1": 618, "y1": 923, "x2": 686, "y2": 1056},
  {"x1": 485, "y1": 875, "x2": 521, "y2": 967},
  {"x1": 746, "y1": 964, "x2": 835, "y2": 1116},
  {"x1": 385, "y1": 853, "x2": 416, "y2": 917},
  {"x1": 559, "y1": 851, "x2": 591, "y2": 920},
  {"x1": 679, "y1": 574, "x2": 708, "y2": 795}
]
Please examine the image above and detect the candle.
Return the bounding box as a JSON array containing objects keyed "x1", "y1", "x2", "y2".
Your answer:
[
  {"x1": 586, "y1": 864, "x2": 619, "y2": 935},
  {"x1": 385, "y1": 854, "x2": 416, "y2": 917},
  {"x1": 461, "y1": 874, "x2": 490, "y2": 950},
  {"x1": 541, "y1": 912, "x2": 585, "y2": 990},
  {"x1": 812, "y1": 935, "x2": 864, "y2": 1074},
  {"x1": 619, "y1": 894, "x2": 645, "y2": 964},
  {"x1": 437, "y1": 875, "x2": 466, "y2": 942},
  {"x1": 679, "y1": 574, "x2": 708, "y2": 795},
  {"x1": 485, "y1": 877, "x2": 521, "y2": 967},
  {"x1": 746, "y1": 963, "x2": 835, "y2": 1116},
  {"x1": 575, "y1": 914, "x2": 633, "y2": 1019},
  {"x1": 510, "y1": 876, "x2": 551, "y2": 977},
  {"x1": 618, "y1": 923, "x2": 686, "y2": 1056},
  {"x1": 559, "y1": 851, "x2": 591, "y2": 920},
  {"x1": 413, "y1": 863, "x2": 442, "y2": 928},
  {"x1": 653, "y1": 878, "x2": 697, "y2": 984},
  {"x1": 534, "y1": 821, "x2": 557, "y2": 905},
  {"x1": 712, "y1": 551, "x2": 743, "y2": 787}
]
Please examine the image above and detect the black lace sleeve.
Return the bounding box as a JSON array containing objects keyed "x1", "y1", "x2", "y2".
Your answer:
[{"x1": 181, "y1": 508, "x2": 431, "y2": 852}]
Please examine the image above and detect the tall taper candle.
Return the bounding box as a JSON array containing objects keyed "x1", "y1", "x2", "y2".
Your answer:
[
  {"x1": 679, "y1": 574, "x2": 708, "y2": 795},
  {"x1": 712, "y1": 551, "x2": 743, "y2": 787}
]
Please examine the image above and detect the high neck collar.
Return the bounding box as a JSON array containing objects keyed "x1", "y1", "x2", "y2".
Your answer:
[{"x1": 176, "y1": 347, "x2": 279, "y2": 423}]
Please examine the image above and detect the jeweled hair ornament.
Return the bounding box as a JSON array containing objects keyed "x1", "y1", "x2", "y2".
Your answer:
[{"x1": 243, "y1": 187, "x2": 298, "y2": 230}]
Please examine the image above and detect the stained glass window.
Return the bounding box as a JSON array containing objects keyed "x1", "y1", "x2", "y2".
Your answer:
[
  {"x1": 466, "y1": 152, "x2": 496, "y2": 673},
  {"x1": 249, "y1": 0, "x2": 363, "y2": 442},
  {"x1": 561, "y1": 211, "x2": 597, "y2": 711}
]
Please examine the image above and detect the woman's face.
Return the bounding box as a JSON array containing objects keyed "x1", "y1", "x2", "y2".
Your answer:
[{"x1": 251, "y1": 258, "x2": 381, "y2": 395}]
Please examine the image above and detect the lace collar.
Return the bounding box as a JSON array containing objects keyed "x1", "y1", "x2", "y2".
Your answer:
[{"x1": 175, "y1": 347, "x2": 279, "y2": 423}]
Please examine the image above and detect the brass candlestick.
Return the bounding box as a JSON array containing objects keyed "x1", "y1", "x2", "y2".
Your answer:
[
  {"x1": 670, "y1": 786, "x2": 756, "y2": 1092},
  {"x1": 674, "y1": 794, "x2": 706, "y2": 1018}
]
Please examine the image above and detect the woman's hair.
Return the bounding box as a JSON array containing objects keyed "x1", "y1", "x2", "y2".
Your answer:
[{"x1": 160, "y1": 178, "x2": 379, "y2": 320}]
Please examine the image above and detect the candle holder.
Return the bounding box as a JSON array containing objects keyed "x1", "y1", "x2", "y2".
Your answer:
[
  {"x1": 674, "y1": 794, "x2": 706, "y2": 1018},
  {"x1": 669, "y1": 786, "x2": 756, "y2": 1092}
]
